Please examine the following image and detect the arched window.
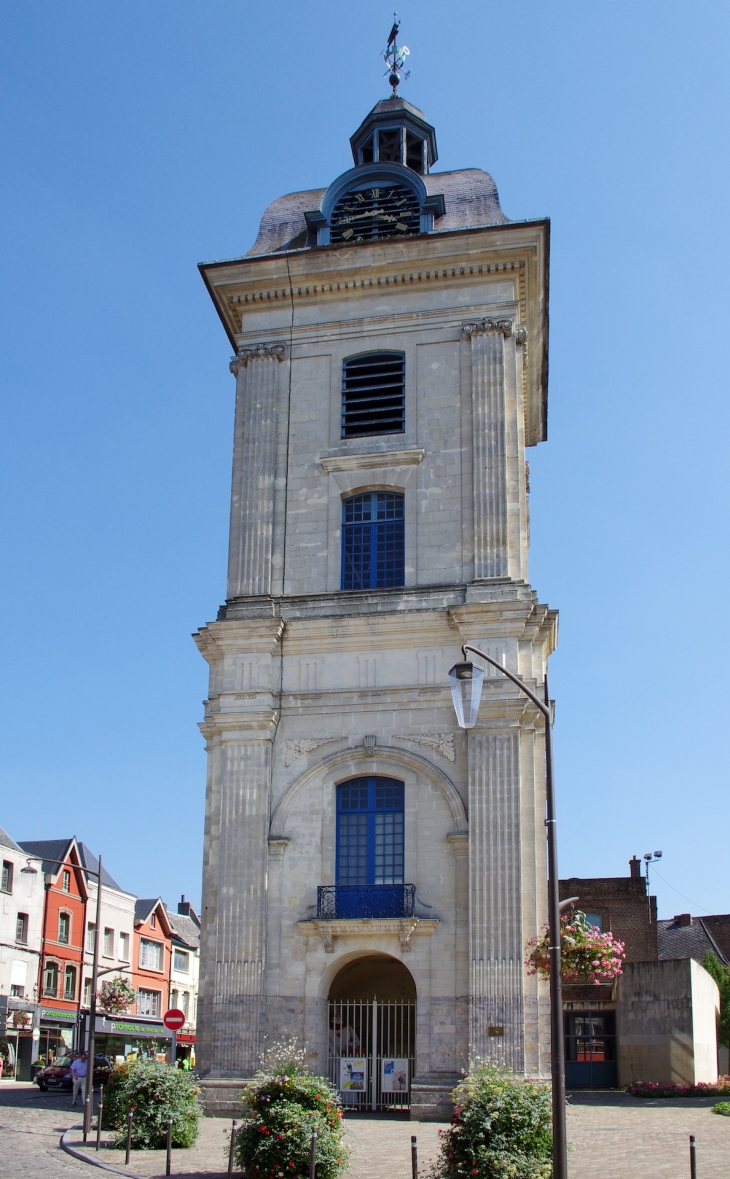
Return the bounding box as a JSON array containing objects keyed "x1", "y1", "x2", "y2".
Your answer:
[
  {"x1": 342, "y1": 352, "x2": 405, "y2": 438},
  {"x1": 342, "y1": 492, "x2": 404, "y2": 590},
  {"x1": 336, "y1": 778, "x2": 405, "y2": 886}
]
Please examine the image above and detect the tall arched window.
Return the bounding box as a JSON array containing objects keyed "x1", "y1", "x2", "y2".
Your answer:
[
  {"x1": 341, "y1": 492, "x2": 404, "y2": 590},
  {"x1": 337, "y1": 777, "x2": 405, "y2": 886}
]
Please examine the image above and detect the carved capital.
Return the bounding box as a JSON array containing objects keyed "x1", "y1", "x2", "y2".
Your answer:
[
  {"x1": 230, "y1": 343, "x2": 287, "y2": 375},
  {"x1": 514, "y1": 324, "x2": 528, "y2": 369},
  {"x1": 462, "y1": 318, "x2": 513, "y2": 339}
]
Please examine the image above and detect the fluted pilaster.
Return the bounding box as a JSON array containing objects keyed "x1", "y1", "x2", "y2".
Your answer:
[
  {"x1": 467, "y1": 728, "x2": 524, "y2": 1070},
  {"x1": 199, "y1": 739, "x2": 271, "y2": 1075},
  {"x1": 227, "y1": 345, "x2": 286, "y2": 598}
]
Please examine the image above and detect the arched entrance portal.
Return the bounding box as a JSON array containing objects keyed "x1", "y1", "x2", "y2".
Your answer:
[{"x1": 327, "y1": 954, "x2": 416, "y2": 1112}]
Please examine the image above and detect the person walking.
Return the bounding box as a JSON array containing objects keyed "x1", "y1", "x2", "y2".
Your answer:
[{"x1": 70, "y1": 1053, "x2": 87, "y2": 1106}]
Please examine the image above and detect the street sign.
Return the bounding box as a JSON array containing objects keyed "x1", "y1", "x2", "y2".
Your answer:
[{"x1": 163, "y1": 1009, "x2": 185, "y2": 1031}]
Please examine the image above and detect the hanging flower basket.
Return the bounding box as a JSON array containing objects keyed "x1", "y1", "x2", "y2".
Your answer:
[
  {"x1": 525, "y1": 910, "x2": 625, "y2": 985},
  {"x1": 98, "y1": 975, "x2": 137, "y2": 1015}
]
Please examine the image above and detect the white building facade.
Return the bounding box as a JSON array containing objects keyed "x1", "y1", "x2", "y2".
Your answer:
[
  {"x1": 196, "y1": 96, "x2": 555, "y2": 1117},
  {"x1": 0, "y1": 826, "x2": 44, "y2": 1004}
]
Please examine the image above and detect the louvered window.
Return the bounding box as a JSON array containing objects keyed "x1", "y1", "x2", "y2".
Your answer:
[
  {"x1": 341, "y1": 352, "x2": 405, "y2": 438},
  {"x1": 342, "y1": 492, "x2": 404, "y2": 590}
]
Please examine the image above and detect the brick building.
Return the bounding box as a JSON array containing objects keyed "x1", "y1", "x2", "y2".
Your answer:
[{"x1": 559, "y1": 855, "x2": 658, "y2": 963}]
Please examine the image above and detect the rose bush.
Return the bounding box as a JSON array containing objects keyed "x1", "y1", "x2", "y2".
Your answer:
[
  {"x1": 525, "y1": 910, "x2": 625, "y2": 984},
  {"x1": 429, "y1": 1063, "x2": 552, "y2": 1179},
  {"x1": 97, "y1": 975, "x2": 136, "y2": 1015},
  {"x1": 236, "y1": 1040, "x2": 348, "y2": 1179}
]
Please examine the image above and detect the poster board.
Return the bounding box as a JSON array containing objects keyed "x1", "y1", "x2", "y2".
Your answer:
[
  {"x1": 340, "y1": 1057, "x2": 367, "y2": 1092},
  {"x1": 381, "y1": 1058, "x2": 409, "y2": 1092}
]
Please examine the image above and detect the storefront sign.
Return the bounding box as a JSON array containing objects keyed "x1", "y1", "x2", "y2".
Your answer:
[
  {"x1": 40, "y1": 1007, "x2": 77, "y2": 1024},
  {"x1": 176, "y1": 1033, "x2": 196, "y2": 1044},
  {"x1": 100, "y1": 1019, "x2": 167, "y2": 1037}
]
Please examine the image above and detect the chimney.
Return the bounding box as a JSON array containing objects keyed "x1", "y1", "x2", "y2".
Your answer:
[
  {"x1": 178, "y1": 894, "x2": 191, "y2": 916},
  {"x1": 675, "y1": 913, "x2": 692, "y2": 927},
  {"x1": 629, "y1": 856, "x2": 641, "y2": 879}
]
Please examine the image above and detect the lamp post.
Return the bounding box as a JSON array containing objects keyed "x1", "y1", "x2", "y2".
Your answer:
[
  {"x1": 22, "y1": 853, "x2": 104, "y2": 1139},
  {"x1": 448, "y1": 645, "x2": 567, "y2": 1179}
]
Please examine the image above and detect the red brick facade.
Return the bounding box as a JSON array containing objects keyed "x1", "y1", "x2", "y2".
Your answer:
[{"x1": 559, "y1": 856, "x2": 658, "y2": 963}]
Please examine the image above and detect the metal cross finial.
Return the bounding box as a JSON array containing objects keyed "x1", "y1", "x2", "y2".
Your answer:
[{"x1": 382, "y1": 13, "x2": 410, "y2": 95}]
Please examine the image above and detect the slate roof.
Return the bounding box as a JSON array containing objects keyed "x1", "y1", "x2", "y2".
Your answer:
[
  {"x1": 135, "y1": 898, "x2": 162, "y2": 923},
  {"x1": 657, "y1": 917, "x2": 729, "y2": 965},
  {"x1": 17, "y1": 837, "x2": 123, "y2": 891},
  {"x1": 0, "y1": 825, "x2": 23, "y2": 852},
  {"x1": 245, "y1": 168, "x2": 509, "y2": 257},
  {"x1": 701, "y1": 915, "x2": 730, "y2": 961},
  {"x1": 168, "y1": 910, "x2": 200, "y2": 950}
]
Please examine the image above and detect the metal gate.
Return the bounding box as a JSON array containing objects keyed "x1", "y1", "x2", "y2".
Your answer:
[{"x1": 328, "y1": 999, "x2": 415, "y2": 1111}]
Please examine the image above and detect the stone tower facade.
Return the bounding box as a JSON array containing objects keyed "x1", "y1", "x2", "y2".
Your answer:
[{"x1": 195, "y1": 96, "x2": 555, "y2": 1115}]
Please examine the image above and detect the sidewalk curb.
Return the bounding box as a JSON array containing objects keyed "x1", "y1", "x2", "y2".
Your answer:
[{"x1": 60, "y1": 1125, "x2": 146, "y2": 1179}]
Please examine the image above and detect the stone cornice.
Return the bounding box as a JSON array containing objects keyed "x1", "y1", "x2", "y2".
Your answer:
[
  {"x1": 319, "y1": 448, "x2": 424, "y2": 474},
  {"x1": 194, "y1": 619, "x2": 285, "y2": 661},
  {"x1": 297, "y1": 917, "x2": 439, "y2": 954}
]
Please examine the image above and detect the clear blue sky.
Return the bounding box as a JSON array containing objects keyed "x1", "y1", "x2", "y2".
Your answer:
[{"x1": 1, "y1": 2, "x2": 728, "y2": 919}]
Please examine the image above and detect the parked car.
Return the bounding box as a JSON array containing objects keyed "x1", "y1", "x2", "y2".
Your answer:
[{"x1": 35, "y1": 1053, "x2": 112, "y2": 1091}]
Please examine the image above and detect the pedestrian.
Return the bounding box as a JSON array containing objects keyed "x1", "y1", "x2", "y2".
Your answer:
[{"x1": 70, "y1": 1053, "x2": 87, "y2": 1106}]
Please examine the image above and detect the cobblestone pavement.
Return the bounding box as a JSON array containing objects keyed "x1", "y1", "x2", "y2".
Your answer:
[{"x1": 2, "y1": 1081, "x2": 730, "y2": 1179}]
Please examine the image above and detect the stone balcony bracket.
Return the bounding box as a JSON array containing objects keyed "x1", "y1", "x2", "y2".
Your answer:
[{"x1": 297, "y1": 917, "x2": 439, "y2": 954}]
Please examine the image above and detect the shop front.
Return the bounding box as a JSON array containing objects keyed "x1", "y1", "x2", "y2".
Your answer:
[
  {"x1": 2, "y1": 999, "x2": 40, "y2": 1080},
  {"x1": 175, "y1": 1031, "x2": 196, "y2": 1069},
  {"x1": 91, "y1": 1014, "x2": 172, "y2": 1064},
  {"x1": 37, "y1": 1006, "x2": 77, "y2": 1074}
]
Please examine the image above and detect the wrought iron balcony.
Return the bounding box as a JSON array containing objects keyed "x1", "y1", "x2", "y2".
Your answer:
[{"x1": 317, "y1": 884, "x2": 415, "y2": 920}]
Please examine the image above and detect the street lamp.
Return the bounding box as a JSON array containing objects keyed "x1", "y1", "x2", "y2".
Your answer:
[
  {"x1": 643, "y1": 850, "x2": 662, "y2": 891},
  {"x1": 449, "y1": 644, "x2": 567, "y2": 1179},
  {"x1": 22, "y1": 852, "x2": 104, "y2": 1141}
]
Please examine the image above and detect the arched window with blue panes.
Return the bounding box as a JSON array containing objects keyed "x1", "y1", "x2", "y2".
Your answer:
[
  {"x1": 341, "y1": 492, "x2": 404, "y2": 590},
  {"x1": 335, "y1": 777, "x2": 406, "y2": 917}
]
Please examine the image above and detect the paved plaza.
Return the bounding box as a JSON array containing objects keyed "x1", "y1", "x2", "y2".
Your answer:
[{"x1": 1, "y1": 1081, "x2": 729, "y2": 1178}]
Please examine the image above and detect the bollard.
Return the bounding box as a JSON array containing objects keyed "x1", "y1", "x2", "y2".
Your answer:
[
  {"x1": 309, "y1": 1129, "x2": 317, "y2": 1179},
  {"x1": 228, "y1": 1119, "x2": 238, "y2": 1177},
  {"x1": 125, "y1": 1111, "x2": 133, "y2": 1165},
  {"x1": 96, "y1": 1087, "x2": 104, "y2": 1152},
  {"x1": 83, "y1": 1087, "x2": 92, "y2": 1142},
  {"x1": 411, "y1": 1134, "x2": 418, "y2": 1179},
  {"x1": 166, "y1": 1115, "x2": 173, "y2": 1176},
  {"x1": 689, "y1": 1135, "x2": 697, "y2": 1179}
]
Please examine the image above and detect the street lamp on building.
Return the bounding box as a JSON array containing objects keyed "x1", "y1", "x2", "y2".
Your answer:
[
  {"x1": 448, "y1": 645, "x2": 567, "y2": 1179},
  {"x1": 643, "y1": 850, "x2": 662, "y2": 891},
  {"x1": 22, "y1": 852, "x2": 104, "y2": 1140}
]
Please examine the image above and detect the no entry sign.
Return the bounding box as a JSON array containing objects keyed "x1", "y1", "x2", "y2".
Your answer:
[{"x1": 163, "y1": 1008, "x2": 186, "y2": 1031}]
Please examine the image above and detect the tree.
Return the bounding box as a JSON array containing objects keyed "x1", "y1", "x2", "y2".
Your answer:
[{"x1": 702, "y1": 951, "x2": 730, "y2": 1051}]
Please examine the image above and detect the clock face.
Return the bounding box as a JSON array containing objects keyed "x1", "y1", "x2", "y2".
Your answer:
[{"x1": 330, "y1": 184, "x2": 420, "y2": 244}]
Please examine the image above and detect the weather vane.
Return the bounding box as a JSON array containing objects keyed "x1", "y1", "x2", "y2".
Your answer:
[{"x1": 382, "y1": 14, "x2": 410, "y2": 95}]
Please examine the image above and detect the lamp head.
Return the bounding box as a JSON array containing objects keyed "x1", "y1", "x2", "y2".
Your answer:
[
  {"x1": 448, "y1": 661, "x2": 485, "y2": 729},
  {"x1": 644, "y1": 853, "x2": 652, "y2": 861},
  {"x1": 654, "y1": 851, "x2": 662, "y2": 859},
  {"x1": 20, "y1": 860, "x2": 38, "y2": 876}
]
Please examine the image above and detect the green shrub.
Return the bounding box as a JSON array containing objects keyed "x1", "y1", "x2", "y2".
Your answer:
[
  {"x1": 102, "y1": 1059, "x2": 201, "y2": 1149},
  {"x1": 713, "y1": 1101, "x2": 730, "y2": 1116},
  {"x1": 236, "y1": 1047, "x2": 348, "y2": 1179},
  {"x1": 430, "y1": 1063, "x2": 552, "y2": 1179}
]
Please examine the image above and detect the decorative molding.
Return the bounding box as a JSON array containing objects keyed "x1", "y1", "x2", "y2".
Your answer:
[
  {"x1": 284, "y1": 737, "x2": 340, "y2": 767},
  {"x1": 514, "y1": 324, "x2": 528, "y2": 370},
  {"x1": 462, "y1": 318, "x2": 514, "y2": 338},
  {"x1": 363, "y1": 735, "x2": 377, "y2": 757},
  {"x1": 229, "y1": 343, "x2": 287, "y2": 374},
  {"x1": 267, "y1": 836, "x2": 290, "y2": 861},
  {"x1": 392, "y1": 732, "x2": 456, "y2": 762},
  {"x1": 319, "y1": 448, "x2": 425, "y2": 474},
  {"x1": 297, "y1": 917, "x2": 438, "y2": 955}
]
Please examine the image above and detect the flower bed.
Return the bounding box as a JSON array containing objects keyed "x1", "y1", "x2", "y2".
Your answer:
[
  {"x1": 102, "y1": 1059, "x2": 201, "y2": 1148},
  {"x1": 526, "y1": 910, "x2": 625, "y2": 985},
  {"x1": 627, "y1": 1077, "x2": 730, "y2": 1098}
]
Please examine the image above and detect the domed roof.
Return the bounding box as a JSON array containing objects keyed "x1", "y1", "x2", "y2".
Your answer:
[{"x1": 245, "y1": 168, "x2": 508, "y2": 256}]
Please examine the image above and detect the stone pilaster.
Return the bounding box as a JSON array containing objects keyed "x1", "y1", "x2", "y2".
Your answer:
[
  {"x1": 467, "y1": 728, "x2": 524, "y2": 1071},
  {"x1": 198, "y1": 737, "x2": 272, "y2": 1076},
  {"x1": 463, "y1": 318, "x2": 527, "y2": 582},
  {"x1": 227, "y1": 344, "x2": 287, "y2": 598}
]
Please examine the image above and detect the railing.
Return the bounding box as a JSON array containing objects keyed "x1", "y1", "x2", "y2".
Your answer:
[{"x1": 317, "y1": 884, "x2": 415, "y2": 920}]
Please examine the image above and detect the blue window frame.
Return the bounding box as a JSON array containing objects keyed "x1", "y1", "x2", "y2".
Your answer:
[
  {"x1": 341, "y1": 492, "x2": 404, "y2": 590},
  {"x1": 336, "y1": 777, "x2": 405, "y2": 885}
]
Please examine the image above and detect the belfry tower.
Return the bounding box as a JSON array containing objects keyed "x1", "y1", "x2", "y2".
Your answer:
[{"x1": 195, "y1": 74, "x2": 555, "y2": 1118}]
